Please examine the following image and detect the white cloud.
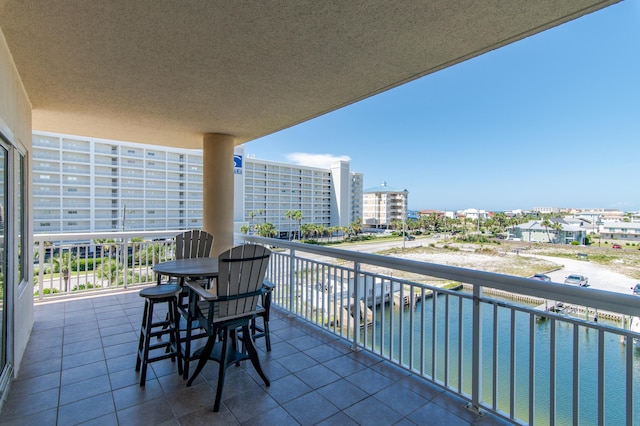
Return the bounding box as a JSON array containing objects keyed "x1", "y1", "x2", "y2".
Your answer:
[{"x1": 285, "y1": 153, "x2": 351, "y2": 169}]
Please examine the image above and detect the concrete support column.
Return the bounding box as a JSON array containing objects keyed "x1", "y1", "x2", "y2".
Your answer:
[{"x1": 202, "y1": 133, "x2": 235, "y2": 256}]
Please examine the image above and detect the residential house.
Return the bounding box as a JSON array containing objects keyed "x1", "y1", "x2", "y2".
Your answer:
[
  {"x1": 599, "y1": 222, "x2": 640, "y2": 242},
  {"x1": 514, "y1": 219, "x2": 587, "y2": 244}
]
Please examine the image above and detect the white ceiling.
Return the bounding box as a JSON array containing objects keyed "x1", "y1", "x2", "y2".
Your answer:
[{"x1": 0, "y1": 0, "x2": 618, "y2": 148}]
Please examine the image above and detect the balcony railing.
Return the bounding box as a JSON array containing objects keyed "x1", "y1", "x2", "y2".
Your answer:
[
  {"x1": 238, "y1": 234, "x2": 640, "y2": 425},
  {"x1": 31, "y1": 231, "x2": 640, "y2": 424},
  {"x1": 33, "y1": 230, "x2": 184, "y2": 299}
]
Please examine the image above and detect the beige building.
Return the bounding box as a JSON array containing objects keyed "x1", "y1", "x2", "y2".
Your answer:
[{"x1": 362, "y1": 182, "x2": 408, "y2": 229}]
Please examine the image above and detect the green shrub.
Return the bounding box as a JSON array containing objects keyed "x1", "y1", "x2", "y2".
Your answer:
[
  {"x1": 34, "y1": 288, "x2": 60, "y2": 296},
  {"x1": 72, "y1": 283, "x2": 99, "y2": 291},
  {"x1": 571, "y1": 241, "x2": 580, "y2": 245}
]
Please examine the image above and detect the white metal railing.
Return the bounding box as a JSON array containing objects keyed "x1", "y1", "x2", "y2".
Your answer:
[
  {"x1": 30, "y1": 230, "x2": 640, "y2": 424},
  {"x1": 239, "y1": 234, "x2": 640, "y2": 425},
  {"x1": 33, "y1": 230, "x2": 187, "y2": 299}
]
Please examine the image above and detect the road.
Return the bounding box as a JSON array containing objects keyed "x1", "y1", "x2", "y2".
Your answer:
[{"x1": 528, "y1": 254, "x2": 637, "y2": 295}]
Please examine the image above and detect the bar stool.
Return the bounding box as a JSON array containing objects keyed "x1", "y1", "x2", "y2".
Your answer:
[{"x1": 136, "y1": 284, "x2": 183, "y2": 386}]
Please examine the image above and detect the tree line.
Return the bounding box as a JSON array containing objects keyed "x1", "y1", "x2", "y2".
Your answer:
[{"x1": 240, "y1": 209, "x2": 364, "y2": 241}]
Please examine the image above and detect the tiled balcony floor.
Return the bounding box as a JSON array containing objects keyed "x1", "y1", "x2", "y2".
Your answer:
[{"x1": 1, "y1": 289, "x2": 509, "y2": 425}]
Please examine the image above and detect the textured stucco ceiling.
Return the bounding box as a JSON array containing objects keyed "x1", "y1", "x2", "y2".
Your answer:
[{"x1": 0, "y1": 1, "x2": 618, "y2": 148}]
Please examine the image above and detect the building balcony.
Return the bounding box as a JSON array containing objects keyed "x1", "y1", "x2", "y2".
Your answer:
[
  {"x1": 4, "y1": 231, "x2": 639, "y2": 424},
  {"x1": 0, "y1": 291, "x2": 504, "y2": 425}
]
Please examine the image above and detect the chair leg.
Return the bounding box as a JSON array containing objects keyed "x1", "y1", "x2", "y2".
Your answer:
[
  {"x1": 187, "y1": 335, "x2": 215, "y2": 387},
  {"x1": 139, "y1": 299, "x2": 154, "y2": 386},
  {"x1": 240, "y1": 325, "x2": 270, "y2": 387},
  {"x1": 183, "y1": 313, "x2": 192, "y2": 379},
  {"x1": 213, "y1": 328, "x2": 230, "y2": 412},
  {"x1": 168, "y1": 298, "x2": 183, "y2": 376},
  {"x1": 135, "y1": 298, "x2": 149, "y2": 372},
  {"x1": 263, "y1": 319, "x2": 271, "y2": 352}
]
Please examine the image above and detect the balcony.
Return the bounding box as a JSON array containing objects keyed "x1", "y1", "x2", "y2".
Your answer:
[
  {"x1": 6, "y1": 231, "x2": 640, "y2": 424},
  {"x1": 0, "y1": 290, "x2": 507, "y2": 425}
]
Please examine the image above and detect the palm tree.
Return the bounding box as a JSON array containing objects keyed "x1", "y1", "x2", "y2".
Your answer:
[
  {"x1": 248, "y1": 211, "x2": 256, "y2": 233},
  {"x1": 292, "y1": 210, "x2": 303, "y2": 240},
  {"x1": 551, "y1": 221, "x2": 563, "y2": 244},
  {"x1": 285, "y1": 210, "x2": 296, "y2": 240},
  {"x1": 390, "y1": 219, "x2": 403, "y2": 231},
  {"x1": 255, "y1": 222, "x2": 277, "y2": 238},
  {"x1": 299, "y1": 223, "x2": 313, "y2": 240},
  {"x1": 540, "y1": 218, "x2": 552, "y2": 243},
  {"x1": 327, "y1": 226, "x2": 338, "y2": 242},
  {"x1": 349, "y1": 218, "x2": 362, "y2": 237}
]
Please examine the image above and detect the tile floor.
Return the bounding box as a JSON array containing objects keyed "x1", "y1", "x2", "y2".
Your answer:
[{"x1": 0, "y1": 288, "x2": 510, "y2": 425}]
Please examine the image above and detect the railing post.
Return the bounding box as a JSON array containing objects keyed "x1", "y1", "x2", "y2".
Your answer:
[
  {"x1": 467, "y1": 283, "x2": 484, "y2": 415},
  {"x1": 37, "y1": 240, "x2": 44, "y2": 301},
  {"x1": 288, "y1": 248, "x2": 296, "y2": 315},
  {"x1": 353, "y1": 262, "x2": 361, "y2": 350},
  {"x1": 122, "y1": 236, "x2": 129, "y2": 289}
]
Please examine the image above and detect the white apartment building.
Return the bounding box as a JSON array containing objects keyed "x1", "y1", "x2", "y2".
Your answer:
[
  {"x1": 33, "y1": 132, "x2": 363, "y2": 237},
  {"x1": 235, "y1": 147, "x2": 361, "y2": 239},
  {"x1": 351, "y1": 172, "x2": 364, "y2": 225},
  {"x1": 362, "y1": 182, "x2": 408, "y2": 228},
  {"x1": 33, "y1": 132, "x2": 204, "y2": 233},
  {"x1": 533, "y1": 207, "x2": 562, "y2": 214}
]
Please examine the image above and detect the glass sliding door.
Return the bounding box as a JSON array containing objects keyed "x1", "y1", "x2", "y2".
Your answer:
[{"x1": 0, "y1": 144, "x2": 7, "y2": 376}]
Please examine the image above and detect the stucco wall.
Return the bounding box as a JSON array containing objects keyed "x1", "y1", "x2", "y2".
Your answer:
[{"x1": 0, "y1": 27, "x2": 34, "y2": 378}]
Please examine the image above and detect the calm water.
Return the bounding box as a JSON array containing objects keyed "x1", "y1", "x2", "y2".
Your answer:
[{"x1": 359, "y1": 294, "x2": 640, "y2": 425}]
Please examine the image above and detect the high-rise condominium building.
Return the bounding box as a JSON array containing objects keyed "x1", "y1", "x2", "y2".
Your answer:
[
  {"x1": 362, "y1": 182, "x2": 409, "y2": 228},
  {"x1": 32, "y1": 132, "x2": 363, "y2": 236}
]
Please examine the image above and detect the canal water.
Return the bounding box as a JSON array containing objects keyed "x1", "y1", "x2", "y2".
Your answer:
[{"x1": 360, "y1": 293, "x2": 640, "y2": 425}]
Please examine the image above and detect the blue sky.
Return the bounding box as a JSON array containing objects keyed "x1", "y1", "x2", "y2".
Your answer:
[{"x1": 244, "y1": 1, "x2": 640, "y2": 212}]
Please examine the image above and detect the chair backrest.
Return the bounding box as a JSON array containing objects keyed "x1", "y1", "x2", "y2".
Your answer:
[
  {"x1": 215, "y1": 244, "x2": 271, "y2": 319},
  {"x1": 175, "y1": 229, "x2": 214, "y2": 259}
]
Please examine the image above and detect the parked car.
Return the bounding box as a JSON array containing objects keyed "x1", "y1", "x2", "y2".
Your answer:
[
  {"x1": 612, "y1": 243, "x2": 622, "y2": 249},
  {"x1": 632, "y1": 284, "x2": 640, "y2": 296},
  {"x1": 404, "y1": 235, "x2": 415, "y2": 241},
  {"x1": 532, "y1": 274, "x2": 551, "y2": 282},
  {"x1": 564, "y1": 274, "x2": 589, "y2": 286}
]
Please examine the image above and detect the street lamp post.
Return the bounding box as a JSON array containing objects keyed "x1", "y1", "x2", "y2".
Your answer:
[{"x1": 402, "y1": 192, "x2": 407, "y2": 249}]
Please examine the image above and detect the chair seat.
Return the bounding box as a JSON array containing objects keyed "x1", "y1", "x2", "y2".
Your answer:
[{"x1": 140, "y1": 284, "x2": 181, "y2": 299}]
